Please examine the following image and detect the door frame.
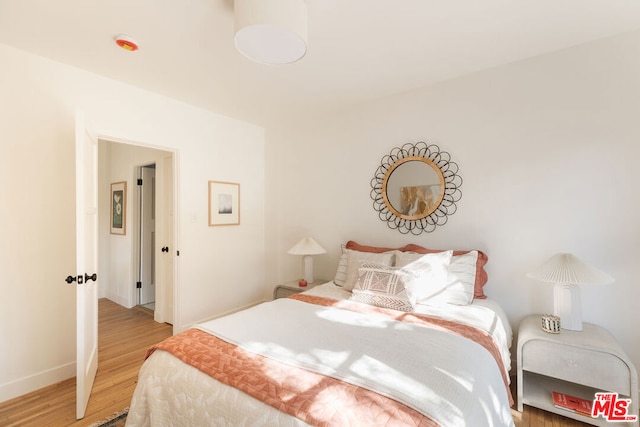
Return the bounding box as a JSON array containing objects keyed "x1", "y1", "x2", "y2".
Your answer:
[
  {"x1": 135, "y1": 163, "x2": 157, "y2": 308},
  {"x1": 99, "y1": 134, "x2": 179, "y2": 333}
]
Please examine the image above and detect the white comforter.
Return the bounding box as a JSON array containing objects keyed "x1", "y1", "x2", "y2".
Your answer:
[
  {"x1": 305, "y1": 283, "x2": 513, "y2": 376},
  {"x1": 127, "y1": 282, "x2": 514, "y2": 427}
]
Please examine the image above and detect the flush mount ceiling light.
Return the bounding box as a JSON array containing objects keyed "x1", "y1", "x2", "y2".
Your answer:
[
  {"x1": 234, "y1": 0, "x2": 308, "y2": 64},
  {"x1": 114, "y1": 34, "x2": 139, "y2": 52}
]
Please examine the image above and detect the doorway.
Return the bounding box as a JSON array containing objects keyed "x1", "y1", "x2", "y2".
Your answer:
[
  {"x1": 137, "y1": 164, "x2": 156, "y2": 311},
  {"x1": 98, "y1": 140, "x2": 175, "y2": 325}
]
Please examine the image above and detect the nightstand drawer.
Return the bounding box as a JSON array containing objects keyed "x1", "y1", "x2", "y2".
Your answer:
[{"x1": 523, "y1": 339, "x2": 631, "y2": 395}]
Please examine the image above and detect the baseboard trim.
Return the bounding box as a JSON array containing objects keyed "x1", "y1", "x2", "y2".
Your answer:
[
  {"x1": 106, "y1": 293, "x2": 132, "y2": 309},
  {"x1": 0, "y1": 362, "x2": 75, "y2": 404}
]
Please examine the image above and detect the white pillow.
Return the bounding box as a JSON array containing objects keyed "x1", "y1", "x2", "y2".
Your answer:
[
  {"x1": 343, "y1": 249, "x2": 394, "y2": 291},
  {"x1": 446, "y1": 251, "x2": 479, "y2": 304},
  {"x1": 333, "y1": 244, "x2": 348, "y2": 286},
  {"x1": 395, "y1": 250, "x2": 477, "y2": 306},
  {"x1": 350, "y1": 263, "x2": 417, "y2": 312}
]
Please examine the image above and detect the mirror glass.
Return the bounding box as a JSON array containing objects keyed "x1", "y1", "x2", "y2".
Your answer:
[{"x1": 383, "y1": 157, "x2": 444, "y2": 220}]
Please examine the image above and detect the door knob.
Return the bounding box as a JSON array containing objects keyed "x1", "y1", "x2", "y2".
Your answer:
[
  {"x1": 65, "y1": 275, "x2": 77, "y2": 284},
  {"x1": 162, "y1": 246, "x2": 169, "y2": 253},
  {"x1": 84, "y1": 273, "x2": 97, "y2": 282}
]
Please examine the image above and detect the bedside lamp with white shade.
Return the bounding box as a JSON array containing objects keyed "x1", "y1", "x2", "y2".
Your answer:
[
  {"x1": 287, "y1": 237, "x2": 326, "y2": 286},
  {"x1": 527, "y1": 253, "x2": 614, "y2": 331}
]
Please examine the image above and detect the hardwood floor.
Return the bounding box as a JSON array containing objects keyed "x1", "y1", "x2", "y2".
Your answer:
[
  {"x1": 0, "y1": 299, "x2": 592, "y2": 426},
  {"x1": 0, "y1": 299, "x2": 172, "y2": 426},
  {"x1": 513, "y1": 406, "x2": 592, "y2": 427}
]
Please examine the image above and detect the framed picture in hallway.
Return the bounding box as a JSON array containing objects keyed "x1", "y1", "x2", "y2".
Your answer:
[
  {"x1": 110, "y1": 181, "x2": 127, "y2": 235},
  {"x1": 209, "y1": 181, "x2": 240, "y2": 226}
]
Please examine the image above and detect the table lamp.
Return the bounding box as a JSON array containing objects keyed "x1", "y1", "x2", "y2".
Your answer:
[
  {"x1": 287, "y1": 237, "x2": 326, "y2": 286},
  {"x1": 527, "y1": 253, "x2": 613, "y2": 331}
]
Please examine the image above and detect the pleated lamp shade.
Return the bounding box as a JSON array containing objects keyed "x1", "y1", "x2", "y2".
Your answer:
[
  {"x1": 527, "y1": 253, "x2": 614, "y2": 285},
  {"x1": 527, "y1": 253, "x2": 613, "y2": 331}
]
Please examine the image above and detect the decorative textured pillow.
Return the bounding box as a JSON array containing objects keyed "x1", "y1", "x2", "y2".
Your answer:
[
  {"x1": 396, "y1": 250, "x2": 476, "y2": 305},
  {"x1": 344, "y1": 249, "x2": 395, "y2": 291},
  {"x1": 350, "y1": 263, "x2": 416, "y2": 312}
]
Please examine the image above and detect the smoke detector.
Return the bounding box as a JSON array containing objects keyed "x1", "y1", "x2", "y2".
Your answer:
[{"x1": 114, "y1": 34, "x2": 139, "y2": 52}]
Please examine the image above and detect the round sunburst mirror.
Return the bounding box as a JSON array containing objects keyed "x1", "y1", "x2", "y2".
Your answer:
[{"x1": 371, "y1": 142, "x2": 462, "y2": 234}]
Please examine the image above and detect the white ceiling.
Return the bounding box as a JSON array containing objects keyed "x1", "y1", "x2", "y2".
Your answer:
[{"x1": 1, "y1": 0, "x2": 640, "y2": 126}]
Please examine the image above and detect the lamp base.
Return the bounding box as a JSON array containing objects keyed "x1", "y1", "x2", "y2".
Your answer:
[
  {"x1": 554, "y1": 282, "x2": 582, "y2": 331},
  {"x1": 301, "y1": 255, "x2": 314, "y2": 284}
]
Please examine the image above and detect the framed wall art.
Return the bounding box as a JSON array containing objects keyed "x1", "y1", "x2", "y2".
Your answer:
[
  {"x1": 208, "y1": 181, "x2": 240, "y2": 226},
  {"x1": 110, "y1": 181, "x2": 127, "y2": 235}
]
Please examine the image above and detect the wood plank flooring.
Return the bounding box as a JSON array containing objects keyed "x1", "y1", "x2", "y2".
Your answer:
[
  {"x1": 0, "y1": 298, "x2": 172, "y2": 426},
  {"x1": 513, "y1": 407, "x2": 592, "y2": 427},
  {"x1": 0, "y1": 298, "x2": 592, "y2": 426}
]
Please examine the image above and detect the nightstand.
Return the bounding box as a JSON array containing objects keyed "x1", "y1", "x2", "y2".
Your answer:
[
  {"x1": 517, "y1": 314, "x2": 638, "y2": 426},
  {"x1": 272, "y1": 280, "x2": 325, "y2": 299}
]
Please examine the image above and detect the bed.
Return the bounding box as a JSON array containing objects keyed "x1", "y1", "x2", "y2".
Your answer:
[{"x1": 126, "y1": 242, "x2": 515, "y2": 426}]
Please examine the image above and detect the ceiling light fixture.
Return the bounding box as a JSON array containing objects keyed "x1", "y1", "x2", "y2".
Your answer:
[
  {"x1": 114, "y1": 34, "x2": 139, "y2": 52},
  {"x1": 234, "y1": 0, "x2": 308, "y2": 65}
]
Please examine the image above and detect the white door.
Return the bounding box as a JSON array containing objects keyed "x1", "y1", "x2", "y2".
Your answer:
[
  {"x1": 156, "y1": 155, "x2": 174, "y2": 324},
  {"x1": 74, "y1": 111, "x2": 99, "y2": 419}
]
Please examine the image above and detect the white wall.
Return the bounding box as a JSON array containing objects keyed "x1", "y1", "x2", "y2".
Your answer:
[
  {"x1": 265, "y1": 30, "x2": 640, "y2": 371},
  {"x1": 0, "y1": 42, "x2": 266, "y2": 402}
]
